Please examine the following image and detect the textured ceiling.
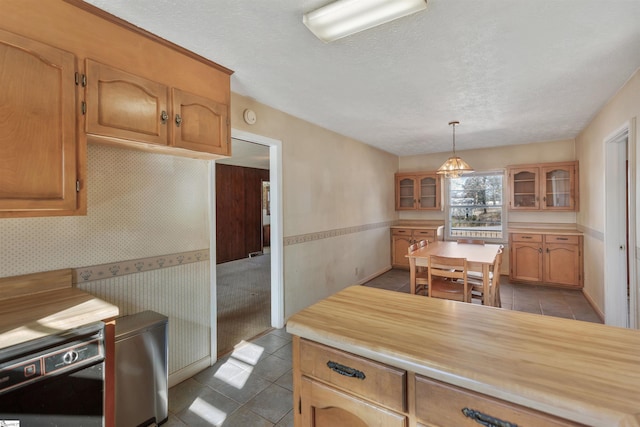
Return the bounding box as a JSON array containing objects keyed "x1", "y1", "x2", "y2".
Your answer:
[{"x1": 84, "y1": 0, "x2": 640, "y2": 156}]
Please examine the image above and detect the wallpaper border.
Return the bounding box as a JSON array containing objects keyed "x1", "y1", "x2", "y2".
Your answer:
[
  {"x1": 284, "y1": 220, "x2": 394, "y2": 246},
  {"x1": 73, "y1": 249, "x2": 210, "y2": 284}
]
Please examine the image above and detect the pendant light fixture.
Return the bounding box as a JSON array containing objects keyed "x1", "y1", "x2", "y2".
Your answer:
[{"x1": 437, "y1": 121, "x2": 474, "y2": 178}]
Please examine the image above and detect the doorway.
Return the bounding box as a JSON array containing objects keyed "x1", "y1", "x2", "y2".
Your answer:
[
  {"x1": 209, "y1": 130, "x2": 284, "y2": 359},
  {"x1": 604, "y1": 119, "x2": 637, "y2": 328}
]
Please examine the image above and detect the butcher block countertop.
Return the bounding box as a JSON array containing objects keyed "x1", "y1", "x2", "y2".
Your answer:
[
  {"x1": 287, "y1": 286, "x2": 640, "y2": 426},
  {"x1": 0, "y1": 269, "x2": 119, "y2": 350},
  {"x1": 390, "y1": 221, "x2": 444, "y2": 230},
  {"x1": 508, "y1": 222, "x2": 583, "y2": 235}
]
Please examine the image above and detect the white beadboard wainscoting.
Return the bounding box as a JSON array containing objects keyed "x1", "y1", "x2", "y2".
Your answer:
[{"x1": 77, "y1": 261, "x2": 211, "y2": 386}]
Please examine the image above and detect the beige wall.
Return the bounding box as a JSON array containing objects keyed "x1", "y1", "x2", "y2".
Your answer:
[
  {"x1": 0, "y1": 145, "x2": 212, "y2": 378},
  {"x1": 575, "y1": 68, "x2": 640, "y2": 317},
  {"x1": 230, "y1": 93, "x2": 399, "y2": 318}
]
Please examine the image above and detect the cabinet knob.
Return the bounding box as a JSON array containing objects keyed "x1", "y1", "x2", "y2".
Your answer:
[
  {"x1": 160, "y1": 110, "x2": 168, "y2": 124},
  {"x1": 538, "y1": 248, "x2": 542, "y2": 253},
  {"x1": 175, "y1": 114, "x2": 182, "y2": 127}
]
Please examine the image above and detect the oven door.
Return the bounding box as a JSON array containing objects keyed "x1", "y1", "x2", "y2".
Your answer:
[
  {"x1": 0, "y1": 359, "x2": 104, "y2": 426},
  {"x1": 0, "y1": 322, "x2": 105, "y2": 427}
]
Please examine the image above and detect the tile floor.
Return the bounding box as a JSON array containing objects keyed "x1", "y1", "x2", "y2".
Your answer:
[{"x1": 166, "y1": 269, "x2": 601, "y2": 426}]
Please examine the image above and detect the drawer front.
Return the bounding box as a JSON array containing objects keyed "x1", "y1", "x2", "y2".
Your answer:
[
  {"x1": 299, "y1": 339, "x2": 406, "y2": 412},
  {"x1": 415, "y1": 376, "x2": 581, "y2": 427},
  {"x1": 545, "y1": 234, "x2": 579, "y2": 244},
  {"x1": 511, "y1": 233, "x2": 542, "y2": 243},
  {"x1": 413, "y1": 229, "x2": 436, "y2": 240},
  {"x1": 392, "y1": 228, "x2": 412, "y2": 236}
]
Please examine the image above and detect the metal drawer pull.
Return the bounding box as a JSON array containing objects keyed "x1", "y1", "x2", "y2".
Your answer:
[
  {"x1": 462, "y1": 408, "x2": 518, "y2": 427},
  {"x1": 556, "y1": 237, "x2": 569, "y2": 240},
  {"x1": 522, "y1": 236, "x2": 532, "y2": 239},
  {"x1": 326, "y1": 361, "x2": 366, "y2": 380}
]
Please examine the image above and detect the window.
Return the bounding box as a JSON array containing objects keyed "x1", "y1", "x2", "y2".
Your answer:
[{"x1": 446, "y1": 171, "x2": 505, "y2": 241}]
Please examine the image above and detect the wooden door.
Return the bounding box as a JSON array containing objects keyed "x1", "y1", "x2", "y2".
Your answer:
[
  {"x1": 0, "y1": 29, "x2": 79, "y2": 215},
  {"x1": 509, "y1": 167, "x2": 539, "y2": 210},
  {"x1": 418, "y1": 175, "x2": 440, "y2": 210},
  {"x1": 510, "y1": 242, "x2": 543, "y2": 283},
  {"x1": 216, "y1": 164, "x2": 269, "y2": 263},
  {"x1": 396, "y1": 176, "x2": 417, "y2": 210},
  {"x1": 172, "y1": 88, "x2": 229, "y2": 155},
  {"x1": 544, "y1": 243, "x2": 581, "y2": 287},
  {"x1": 85, "y1": 59, "x2": 169, "y2": 146},
  {"x1": 541, "y1": 164, "x2": 575, "y2": 210},
  {"x1": 300, "y1": 377, "x2": 406, "y2": 427}
]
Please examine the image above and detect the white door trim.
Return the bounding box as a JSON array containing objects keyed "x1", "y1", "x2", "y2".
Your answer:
[
  {"x1": 209, "y1": 129, "x2": 285, "y2": 362},
  {"x1": 231, "y1": 129, "x2": 285, "y2": 330},
  {"x1": 603, "y1": 120, "x2": 634, "y2": 327}
]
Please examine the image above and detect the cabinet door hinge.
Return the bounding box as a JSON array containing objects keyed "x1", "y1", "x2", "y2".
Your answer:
[
  {"x1": 81, "y1": 101, "x2": 86, "y2": 115},
  {"x1": 76, "y1": 180, "x2": 80, "y2": 192}
]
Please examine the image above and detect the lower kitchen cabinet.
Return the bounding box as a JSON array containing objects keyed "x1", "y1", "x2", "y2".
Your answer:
[
  {"x1": 293, "y1": 337, "x2": 580, "y2": 427},
  {"x1": 391, "y1": 225, "x2": 443, "y2": 269},
  {"x1": 509, "y1": 232, "x2": 583, "y2": 288}
]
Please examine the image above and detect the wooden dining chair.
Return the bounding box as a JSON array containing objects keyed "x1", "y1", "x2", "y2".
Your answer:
[
  {"x1": 490, "y1": 248, "x2": 504, "y2": 307},
  {"x1": 408, "y1": 243, "x2": 429, "y2": 295},
  {"x1": 466, "y1": 244, "x2": 504, "y2": 305},
  {"x1": 427, "y1": 255, "x2": 471, "y2": 303}
]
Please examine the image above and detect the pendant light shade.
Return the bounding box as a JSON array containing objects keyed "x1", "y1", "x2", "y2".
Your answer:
[{"x1": 437, "y1": 121, "x2": 473, "y2": 178}]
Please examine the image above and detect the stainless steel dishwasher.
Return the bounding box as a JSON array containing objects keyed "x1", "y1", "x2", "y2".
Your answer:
[{"x1": 115, "y1": 310, "x2": 168, "y2": 427}]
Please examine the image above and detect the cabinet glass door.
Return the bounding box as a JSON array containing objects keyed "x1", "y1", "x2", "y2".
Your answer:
[
  {"x1": 419, "y1": 176, "x2": 437, "y2": 209},
  {"x1": 511, "y1": 169, "x2": 538, "y2": 209},
  {"x1": 398, "y1": 178, "x2": 416, "y2": 209},
  {"x1": 543, "y1": 167, "x2": 572, "y2": 209}
]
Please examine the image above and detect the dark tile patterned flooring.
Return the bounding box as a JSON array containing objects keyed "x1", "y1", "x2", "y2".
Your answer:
[{"x1": 166, "y1": 268, "x2": 601, "y2": 426}]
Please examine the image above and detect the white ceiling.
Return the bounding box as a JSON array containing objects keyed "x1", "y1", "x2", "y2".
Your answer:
[{"x1": 85, "y1": 0, "x2": 640, "y2": 156}]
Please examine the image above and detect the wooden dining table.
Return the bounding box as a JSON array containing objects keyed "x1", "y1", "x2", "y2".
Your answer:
[{"x1": 406, "y1": 240, "x2": 502, "y2": 306}]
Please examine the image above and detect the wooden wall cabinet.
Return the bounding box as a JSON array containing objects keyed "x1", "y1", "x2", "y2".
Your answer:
[
  {"x1": 391, "y1": 226, "x2": 443, "y2": 269},
  {"x1": 0, "y1": 28, "x2": 84, "y2": 218},
  {"x1": 507, "y1": 161, "x2": 578, "y2": 211},
  {"x1": 0, "y1": 1, "x2": 233, "y2": 218},
  {"x1": 85, "y1": 60, "x2": 230, "y2": 158},
  {"x1": 395, "y1": 172, "x2": 441, "y2": 211},
  {"x1": 509, "y1": 232, "x2": 583, "y2": 288}
]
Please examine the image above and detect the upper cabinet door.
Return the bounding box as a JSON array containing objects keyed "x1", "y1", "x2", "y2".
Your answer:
[
  {"x1": 541, "y1": 164, "x2": 577, "y2": 211},
  {"x1": 396, "y1": 176, "x2": 417, "y2": 210},
  {"x1": 85, "y1": 59, "x2": 170, "y2": 146},
  {"x1": 171, "y1": 88, "x2": 229, "y2": 155},
  {"x1": 418, "y1": 175, "x2": 440, "y2": 210},
  {"x1": 0, "y1": 29, "x2": 79, "y2": 216},
  {"x1": 509, "y1": 167, "x2": 539, "y2": 210}
]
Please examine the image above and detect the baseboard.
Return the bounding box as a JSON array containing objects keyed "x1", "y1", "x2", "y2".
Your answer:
[
  {"x1": 582, "y1": 289, "x2": 605, "y2": 323},
  {"x1": 168, "y1": 356, "x2": 211, "y2": 388},
  {"x1": 354, "y1": 265, "x2": 393, "y2": 286}
]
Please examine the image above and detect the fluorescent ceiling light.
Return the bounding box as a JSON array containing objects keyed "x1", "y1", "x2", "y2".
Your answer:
[{"x1": 303, "y1": 0, "x2": 427, "y2": 43}]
